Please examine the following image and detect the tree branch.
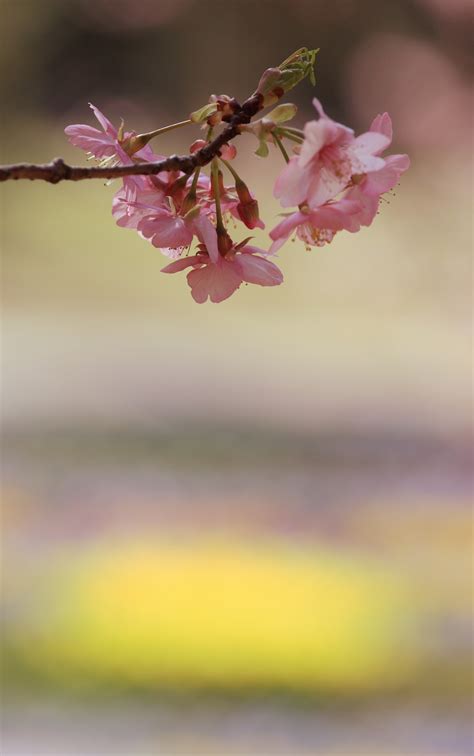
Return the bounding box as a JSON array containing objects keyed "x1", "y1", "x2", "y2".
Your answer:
[{"x1": 0, "y1": 94, "x2": 263, "y2": 184}]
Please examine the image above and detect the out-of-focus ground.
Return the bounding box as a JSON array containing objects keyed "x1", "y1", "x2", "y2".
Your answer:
[{"x1": 1, "y1": 0, "x2": 473, "y2": 753}]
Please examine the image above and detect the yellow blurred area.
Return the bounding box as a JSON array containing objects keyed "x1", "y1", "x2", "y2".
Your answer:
[{"x1": 13, "y1": 538, "x2": 416, "y2": 692}]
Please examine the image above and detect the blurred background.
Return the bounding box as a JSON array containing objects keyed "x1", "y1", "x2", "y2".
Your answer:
[{"x1": 1, "y1": 0, "x2": 472, "y2": 753}]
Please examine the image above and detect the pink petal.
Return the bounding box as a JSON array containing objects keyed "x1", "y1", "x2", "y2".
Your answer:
[
  {"x1": 353, "y1": 131, "x2": 391, "y2": 156},
  {"x1": 370, "y1": 112, "x2": 393, "y2": 142},
  {"x1": 64, "y1": 124, "x2": 116, "y2": 158},
  {"x1": 139, "y1": 214, "x2": 193, "y2": 249},
  {"x1": 269, "y1": 211, "x2": 307, "y2": 241},
  {"x1": 239, "y1": 244, "x2": 270, "y2": 257},
  {"x1": 89, "y1": 103, "x2": 117, "y2": 138},
  {"x1": 363, "y1": 154, "x2": 410, "y2": 195},
  {"x1": 386, "y1": 153, "x2": 410, "y2": 172},
  {"x1": 306, "y1": 165, "x2": 348, "y2": 207},
  {"x1": 187, "y1": 261, "x2": 242, "y2": 303},
  {"x1": 307, "y1": 203, "x2": 360, "y2": 232},
  {"x1": 312, "y1": 97, "x2": 326, "y2": 118},
  {"x1": 161, "y1": 255, "x2": 204, "y2": 274},
  {"x1": 268, "y1": 237, "x2": 287, "y2": 255},
  {"x1": 299, "y1": 119, "x2": 336, "y2": 165},
  {"x1": 192, "y1": 214, "x2": 219, "y2": 263},
  {"x1": 236, "y1": 254, "x2": 283, "y2": 287},
  {"x1": 115, "y1": 143, "x2": 133, "y2": 166},
  {"x1": 344, "y1": 188, "x2": 379, "y2": 228},
  {"x1": 274, "y1": 158, "x2": 311, "y2": 208}
]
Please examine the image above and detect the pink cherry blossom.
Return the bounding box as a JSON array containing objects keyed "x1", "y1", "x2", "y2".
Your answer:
[
  {"x1": 274, "y1": 98, "x2": 390, "y2": 208},
  {"x1": 65, "y1": 103, "x2": 161, "y2": 164},
  {"x1": 138, "y1": 207, "x2": 219, "y2": 261},
  {"x1": 351, "y1": 113, "x2": 410, "y2": 197},
  {"x1": 161, "y1": 242, "x2": 283, "y2": 303},
  {"x1": 269, "y1": 198, "x2": 364, "y2": 253},
  {"x1": 337, "y1": 114, "x2": 410, "y2": 228},
  {"x1": 112, "y1": 178, "x2": 167, "y2": 229}
]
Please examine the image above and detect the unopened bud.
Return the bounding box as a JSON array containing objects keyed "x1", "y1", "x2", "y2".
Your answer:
[
  {"x1": 254, "y1": 48, "x2": 318, "y2": 106},
  {"x1": 220, "y1": 143, "x2": 237, "y2": 160},
  {"x1": 235, "y1": 179, "x2": 252, "y2": 205},
  {"x1": 190, "y1": 139, "x2": 207, "y2": 153},
  {"x1": 237, "y1": 198, "x2": 262, "y2": 230}
]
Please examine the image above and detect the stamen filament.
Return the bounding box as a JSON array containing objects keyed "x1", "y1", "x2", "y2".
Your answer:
[{"x1": 273, "y1": 133, "x2": 290, "y2": 163}]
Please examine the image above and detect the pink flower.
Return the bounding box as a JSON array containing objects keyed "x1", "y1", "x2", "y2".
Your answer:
[
  {"x1": 112, "y1": 177, "x2": 167, "y2": 229},
  {"x1": 271, "y1": 108, "x2": 410, "y2": 251},
  {"x1": 338, "y1": 113, "x2": 410, "y2": 228},
  {"x1": 161, "y1": 242, "x2": 283, "y2": 303},
  {"x1": 138, "y1": 208, "x2": 219, "y2": 261},
  {"x1": 274, "y1": 98, "x2": 390, "y2": 208},
  {"x1": 269, "y1": 198, "x2": 364, "y2": 253},
  {"x1": 65, "y1": 103, "x2": 160, "y2": 164},
  {"x1": 350, "y1": 113, "x2": 410, "y2": 197}
]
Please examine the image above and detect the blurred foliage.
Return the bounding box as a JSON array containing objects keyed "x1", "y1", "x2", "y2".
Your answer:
[{"x1": 6, "y1": 537, "x2": 417, "y2": 693}]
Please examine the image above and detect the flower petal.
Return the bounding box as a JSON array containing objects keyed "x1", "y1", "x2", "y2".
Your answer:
[
  {"x1": 236, "y1": 254, "x2": 283, "y2": 287},
  {"x1": 370, "y1": 112, "x2": 393, "y2": 143},
  {"x1": 187, "y1": 261, "x2": 242, "y2": 303},
  {"x1": 89, "y1": 103, "x2": 117, "y2": 138},
  {"x1": 269, "y1": 211, "x2": 307, "y2": 241},
  {"x1": 64, "y1": 124, "x2": 116, "y2": 158},
  {"x1": 354, "y1": 131, "x2": 391, "y2": 156},
  {"x1": 139, "y1": 214, "x2": 193, "y2": 249},
  {"x1": 161, "y1": 255, "x2": 204, "y2": 274},
  {"x1": 192, "y1": 214, "x2": 219, "y2": 263},
  {"x1": 274, "y1": 158, "x2": 311, "y2": 208}
]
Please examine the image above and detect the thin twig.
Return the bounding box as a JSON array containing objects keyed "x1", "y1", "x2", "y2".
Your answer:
[{"x1": 0, "y1": 95, "x2": 263, "y2": 184}]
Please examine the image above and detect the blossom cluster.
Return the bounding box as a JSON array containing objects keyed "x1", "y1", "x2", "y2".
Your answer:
[{"x1": 65, "y1": 95, "x2": 409, "y2": 304}]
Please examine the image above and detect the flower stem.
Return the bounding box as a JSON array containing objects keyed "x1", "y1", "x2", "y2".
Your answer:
[
  {"x1": 189, "y1": 165, "x2": 201, "y2": 193},
  {"x1": 273, "y1": 133, "x2": 290, "y2": 163},
  {"x1": 211, "y1": 159, "x2": 225, "y2": 232},
  {"x1": 219, "y1": 157, "x2": 241, "y2": 183},
  {"x1": 134, "y1": 119, "x2": 192, "y2": 142}
]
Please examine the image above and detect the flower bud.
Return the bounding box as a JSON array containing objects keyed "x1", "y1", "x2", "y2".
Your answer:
[
  {"x1": 190, "y1": 139, "x2": 207, "y2": 153},
  {"x1": 237, "y1": 198, "x2": 262, "y2": 229},
  {"x1": 220, "y1": 143, "x2": 237, "y2": 161},
  {"x1": 254, "y1": 48, "x2": 318, "y2": 106},
  {"x1": 235, "y1": 180, "x2": 263, "y2": 229}
]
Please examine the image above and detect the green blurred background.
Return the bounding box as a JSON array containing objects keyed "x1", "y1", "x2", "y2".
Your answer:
[{"x1": 1, "y1": 0, "x2": 472, "y2": 753}]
